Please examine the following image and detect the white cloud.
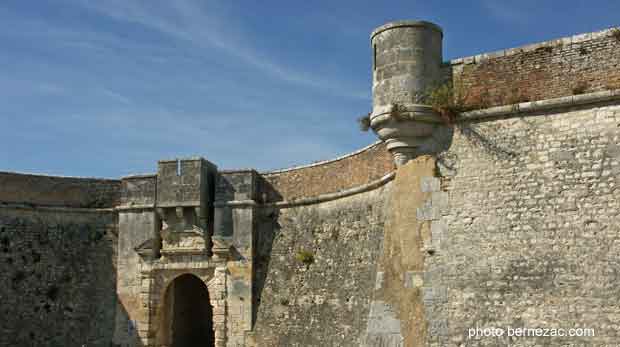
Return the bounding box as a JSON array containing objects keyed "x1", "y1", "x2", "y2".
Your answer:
[{"x1": 77, "y1": 0, "x2": 369, "y2": 100}]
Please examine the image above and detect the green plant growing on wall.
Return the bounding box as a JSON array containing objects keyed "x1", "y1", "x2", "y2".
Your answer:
[
  {"x1": 611, "y1": 28, "x2": 620, "y2": 42},
  {"x1": 357, "y1": 80, "x2": 497, "y2": 130},
  {"x1": 295, "y1": 249, "x2": 315, "y2": 267},
  {"x1": 390, "y1": 103, "x2": 408, "y2": 121},
  {"x1": 424, "y1": 81, "x2": 474, "y2": 125},
  {"x1": 357, "y1": 113, "x2": 371, "y2": 131}
]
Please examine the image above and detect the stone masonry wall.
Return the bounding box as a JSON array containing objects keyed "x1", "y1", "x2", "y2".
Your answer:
[
  {"x1": 262, "y1": 142, "x2": 393, "y2": 202},
  {"x1": 0, "y1": 172, "x2": 121, "y2": 208},
  {"x1": 429, "y1": 102, "x2": 620, "y2": 346},
  {"x1": 449, "y1": 27, "x2": 620, "y2": 108},
  {"x1": 251, "y1": 183, "x2": 392, "y2": 346},
  {"x1": 0, "y1": 206, "x2": 118, "y2": 347},
  {"x1": 120, "y1": 175, "x2": 156, "y2": 207}
]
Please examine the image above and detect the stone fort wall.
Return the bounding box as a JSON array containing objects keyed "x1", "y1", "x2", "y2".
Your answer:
[
  {"x1": 0, "y1": 205, "x2": 118, "y2": 346},
  {"x1": 0, "y1": 25, "x2": 619, "y2": 347},
  {"x1": 251, "y1": 183, "x2": 392, "y2": 346},
  {"x1": 421, "y1": 100, "x2": 620, "y2": 346},
  {"x1": 0, "y1": 173, "x2": 121, "y2": 346}
]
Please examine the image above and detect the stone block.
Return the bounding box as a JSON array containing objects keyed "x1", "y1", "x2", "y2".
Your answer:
[
  {"x1": 215, "y1": 170, "x2": 258, "y2": 202},
  {"x1": 420, "y1": 176, "x2": 441, "y2": 192},
  {"x1": 157, "y1": 158, "x2": 217, "y2": 207},
  {"x1": 423, "y1": 286, "x2": 447, "y2": 303},
  {"x1": 404, "y1": 271, "x2": 424, "y2": 288}
]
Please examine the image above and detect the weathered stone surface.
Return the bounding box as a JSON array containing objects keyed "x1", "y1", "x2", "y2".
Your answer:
[
  {"x1": 0, "y1": 207, "x2": 118, "y2": 346},
  {"x1": 365, "y1": 156, "x2": 436, "y2": 347},
  {"x1": 216, "y1": 170, "x2": 258, "y2": 202},
  {"x1": 364, "y1": 301, "x2": 404, "y2": 347},
  {"x1": 120, "y1": 175, "x2": 156, "y2": 206},
  {"x1": 115, "y1": 209, "x2": 157, "y2": 346},
  {"x1": 251, "y1": 184, "x2": 391, "y2": 346},
  {"x1": 371, "y1": 21, "x2": 443, "y2": 109},
  {"x1": 448, "y1": 26, "x2": 620, "y2": 109},
  {"x1": 157, "y1": 158, "x2": 216, "y2": 207},
  {"x1": 0, "y1": 171, "x2": 120, "y2": 208},
  {"x1": 432, "y1": 103, "x2": 620, "y2": 346}
]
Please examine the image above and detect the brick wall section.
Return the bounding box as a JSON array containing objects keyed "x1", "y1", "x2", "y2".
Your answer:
[
  {"x1": 0, "y1": 207, "x2": 118, "y2": 346},
  {"x1": 449, "y1": 27, "x2": 620, "y2": 108},
  {"x1": 261, "y1": 142, "x2": 394, "y2": 202},
  {"x1": 0, "y1": 172, "x2": 121, "y2": 208}
]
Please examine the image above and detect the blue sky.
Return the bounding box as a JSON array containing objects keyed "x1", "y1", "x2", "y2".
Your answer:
[{"x1": 1, "y1": 0, "x2": 618, "y2": 177}]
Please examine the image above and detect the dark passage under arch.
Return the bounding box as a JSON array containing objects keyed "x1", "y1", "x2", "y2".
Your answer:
[{"x1": 171, "y1": 274, "x2": 215, "y2": 347}]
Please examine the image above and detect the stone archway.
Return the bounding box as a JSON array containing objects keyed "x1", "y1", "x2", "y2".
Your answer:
[
  {"x1": 144, "y1": 266, "x2": 227, "y2": 347},
  {"x1": 166, "y1": 274, "x2": 215, "y2": 347}
]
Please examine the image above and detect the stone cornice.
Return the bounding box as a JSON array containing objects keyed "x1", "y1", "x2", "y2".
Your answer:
[
  {"x1": 213, "y1": 172, "x2": 395, "y2": 209},
  {"x1": 0, "y1": 202, "x2": 115, "y2": 213},
  {"x1": 267, "y1": 171, "x2": 395, "y2": 208},
  {"x1": 458, "y1": 89, "x2": 620, "y2": 121}
]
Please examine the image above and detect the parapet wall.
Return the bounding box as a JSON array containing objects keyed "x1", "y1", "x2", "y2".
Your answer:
[
  {"x1": 0, "y1": 171, "x2": 121, "y2": 208},
  {"x1": 261, "y1": 142, "x2": 394, "y2": 202},
  {"x1": 449, "y1": 27, "x2": 620, "y2": 108}
]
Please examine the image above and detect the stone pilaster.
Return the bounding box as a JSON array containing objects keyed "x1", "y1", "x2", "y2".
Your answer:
[{"x1": 364, "y1": 155, "x2": 449, "y2": 347}]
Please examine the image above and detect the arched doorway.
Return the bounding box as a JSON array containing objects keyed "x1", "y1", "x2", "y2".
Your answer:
[{"x1": 166, "y1": 274, "x2": 215, "y2": 347}]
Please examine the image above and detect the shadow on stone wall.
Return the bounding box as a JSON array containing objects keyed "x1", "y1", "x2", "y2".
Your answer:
[
  {"x1": 113, "y1": 300, "x2": 145, "y2": 347},
  {"x1": 413, "y1": 124, "x2": 456, "y2": 177},
  {"x1": 447, "y1": 95, "x2": 620, "y2": 165},
  {"x1": 455, "y1": 121, "x2": 518, "y2": 160},
  {"x1": 256, "y1": 174, "x2": 283, "y2": 203},
  {"x1": 251, "y1": 210, "x2": 280, "y2": 327},
  {"x1": 252, "y1": 176, "x2": 282, "y2": 326}
]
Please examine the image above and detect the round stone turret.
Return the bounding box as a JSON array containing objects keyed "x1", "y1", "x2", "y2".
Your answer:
[{"x1": 369, "y1": 20, "x2": 444, "y2": 165}]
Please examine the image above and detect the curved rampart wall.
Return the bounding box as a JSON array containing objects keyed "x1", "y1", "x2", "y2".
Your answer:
[
  {"x1": 0, "y1": 171, "x2": 121, "y2": 208},
  {"x1": 0, "y1": 172, "x2": 121, "y2": 346},
  {"x1": 261, "y1": 141, "x2": 394, "y2": 202}
]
